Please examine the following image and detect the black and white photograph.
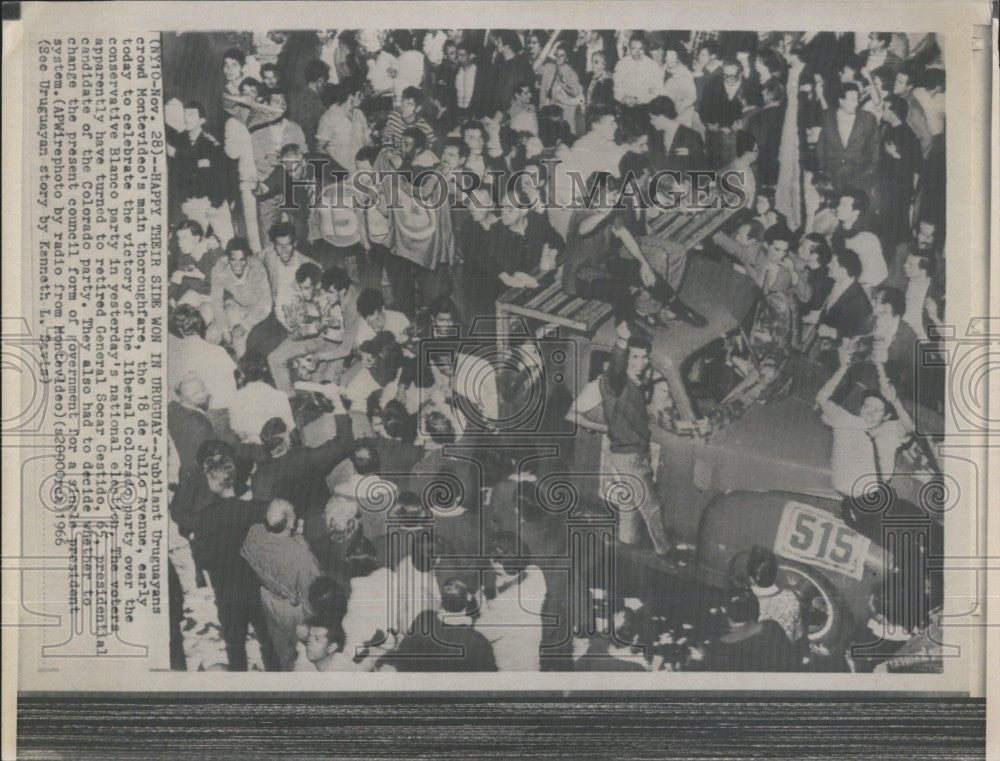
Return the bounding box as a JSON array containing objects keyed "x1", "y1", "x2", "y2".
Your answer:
[
  {"x1": 161, "y1": 26, "x2": 950, "y2": 675},
  {"x1": 4, "y1": 1, "x2": 995, "y2": 757}
]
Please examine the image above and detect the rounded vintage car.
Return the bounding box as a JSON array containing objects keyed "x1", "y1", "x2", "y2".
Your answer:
[{"x1": 570, "y1": 249, "x2": 945, "y2": 648}]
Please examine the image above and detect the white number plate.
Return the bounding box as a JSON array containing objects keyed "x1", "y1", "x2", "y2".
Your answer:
[{"x1": 774, "y1": 501, "x2": 871, "y2": 581}]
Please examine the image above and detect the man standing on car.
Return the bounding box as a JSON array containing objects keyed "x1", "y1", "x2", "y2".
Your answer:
[{"x1": 572, "y1": 322, "x2": 671, "y2": 556}]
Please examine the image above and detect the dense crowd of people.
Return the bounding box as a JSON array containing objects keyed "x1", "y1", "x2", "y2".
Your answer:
[{"x1": 165, "y1": 28, "x2": 946, "y2": 674}]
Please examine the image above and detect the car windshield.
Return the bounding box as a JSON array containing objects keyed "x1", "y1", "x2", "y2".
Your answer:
[{"x1": 680, "y1": 331, "x2": 794, "y2": 430}]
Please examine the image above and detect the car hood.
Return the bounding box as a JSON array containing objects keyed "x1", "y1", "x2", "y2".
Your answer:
[{"x1": 708, "y1": 391, "x2": 838, "y2": 497}]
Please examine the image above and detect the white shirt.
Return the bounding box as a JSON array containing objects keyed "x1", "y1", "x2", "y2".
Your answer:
[
  {"x1": 456, "y1": 64, "x2": 477, "y2": 109},
  {"x1": 355, "y1": 309, "x2": 410, "y2": 346},
  {"x1": 662, "y1": 65, "x2": 697, "y2": 119},
  {"x1": 344, "y1": 366, "x2": 382, "y2": 411},
  {"x1": 613, "y1": 55, "x2": 664, "y2": 104},
  {"x1": 228, "y1": 381, "x2": 295, "y2": 444},
  {"x1": 368, "y1": 50, "x2": 397, "y2": 94},
  {"x1": 822, "y1": 404, "x2": 905, "y2": 499},
  {"x1": 392, "y1": 50, "x2": 427, "y2": 103},
  {"x1": 223, "y1": 117, "x2": 257, "y2": 184},
  {"x1": 261, "y1": 249, "x2": 318, "y2": 330},
  {"x1": 836, "y1": 109, "x2": 857, "y2": 147},
  {"x1": 846, "y1": 231, "x2": 888, "y2": 288},
  {"x1": 904, "y1": 276, "x2": 931, "y2": 340},
  {"x1": 475, "y1": 565, "x2": 547, "y2": 671},
  {"x1": 168, "y1": 334, "x2": 238, "y2": 410},
  {"x1": 340, "y1": 567, "x2": 396, "y2": 669}
]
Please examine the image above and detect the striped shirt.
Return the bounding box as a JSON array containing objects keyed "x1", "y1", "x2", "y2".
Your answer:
[{"x1": 382, "y1": 109, "x2": 436, "y2": 156}]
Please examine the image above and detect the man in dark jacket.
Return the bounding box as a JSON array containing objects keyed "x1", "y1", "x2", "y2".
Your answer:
[
  {"x1": 376, "y1": 578, "x2": 498, "y2": 671},
  {"x1": 647, "y1": 95, "x2": 707, "y2": 179},
  {"x1": 816, "y1": 82, "x2": 880, "y2": 196},
  {"x1": 174, "y1": 101, "x2": 235, "y2": 245},
  {"x1": 815, "y1": 249, "x2": 873, "y2": 340},
  {"x1": 192, "y1": 451, "x2": 277, "y2": 671}
]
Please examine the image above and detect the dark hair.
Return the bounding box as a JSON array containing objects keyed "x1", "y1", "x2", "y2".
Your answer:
[
  {"x1": 305, "y1": 613, "x2": 347, "y2": 653},
  {"x1": 740, "y1": 219, "x2": 765, "y2": 242},
  {"x1": 183, "y1": 100, "x2": 207, "y2": 120},
  {"x1": 834, "y1": 249, "x2": 864, "y2": 279},
  {"x1": 304, "y1": 59, "x2": 330, "y2": 86},
  {"x1": 872, "y1": 32, "x2": 893, "y2": 47},
  {"x1": 307, "y1": 575, "x2": 349, "y2": 624},
  {"x1": 423, "y1": 409, "x2": 456, "y2": 445},
  {"x1": 647, "y1": 95, "x2": 678, "y2": 121},
  {"x1": 725, "y1": 590, "x2": 760, "y2": 624},
  {"x1": 841, "y1": 189, "x2": 870, "y2": 216},
  {"x1": 761, "y1": 79, "x2": 784, "y2": 104},
  {"x1": 428, "y1": 295, "x2": 457, "y2": 318},
  {"x1": 222, "y1": 47, "x2": 246, "y2": 67},
  {"x1": 838, "y1": 82, "x2": 861, "y2": 100},
  {"x1": 628, "y1": 31, "x2": 647, "y2": 48},
  {"x1": 393, "y1": 29, "x2": 413, "y2": 51},
  {"x1": 176, "y1": 219, "x2": 205, "y2": 239},
  {"x1": 862, "y1": 390, "x2": 898, "y2": 421},
  {"x1": 400, "y1": 85, "x2": 423, "y2": 104},
  {"x1": 495, "y1": 30, "x2": 521, "y2": 52},
  {"x1": 260, "y1": 62, "x2": 278, "y2": 77},
  {"x1": 442, "y1": 136, "x2": 470, "y2": 160},
  {"x1": 756, "y1": 186, "x2": 777, "y2": 208},
  {"x1": 627, "y1": 334, "x2": 653, "y2": 353},
  {"x1": 169, "y1": 304, "x2": 207, "y2": 339},
  {"x1": 617, "y1": 151, "x2": 649, "y2": 180},
  {"x1": 870, "y1": 65, "x2": 893, "y2": 92},
  {"x1": 884, "y1": 93, "x2": 909, "y2": 121},
  {"x1": 225, "y1": 236, "x2": 253, "y2": 260},
  {"x1": 488, "y1": 531, "x2": 530, "y2": 575},
  {"x1": 203, "y1": 452, "x2": 236, "y2": 490},
  {"x1": 400, "y1": 126, "x2": 428, "y2": 153},
  {"x1": 764, "y1": 225, "x2": 794, "y2": 246},
  {"x1": 259, "y1": 416, "x2": 289, "y2": 454},
  {"x1": 913, "y1": 253, "x2": 936, "y2": 277},
  {"x1": 735, "y1": 130, "x2": 757, "y2": 157},
  {"x1": 295, "y1": 262, "x2": 322, "y2": 285},
  {"x1": 345, "y1": 534, "x2": 380, "y2": 579},
  {"x1": 280, "y1": 142, "x2": 304, "y2": 158},
  {"x1": 195, "y1": 439, "x2": 236, "y2": 471},
  {"x1": 381, "y1": 399, "x2": 417, "y2": 444},
  {"x1": 747, "y1": 546, "x2": 778, "y2": 587},
  {"x1": 757, "y1": 48, "x2": 786, "y2": 80},
  {"x1": 586, "y1": 103, "x2": 617, "y2": 130},
  {"x1": 355, "y1": 145, "x2": 380, "y2": 166},
  {"x1": 321, "y1": 265, "x2": 352, "y2": 293},
  {"x1": 269, "y1": 221, "x2": 296, "y2": 243},
  {"x1": 699, "y1": 39, "x2": 720, "y2": 58},
  {"x1": 461, "y1": 120, "x2": 489, "y2": 144},
  {"x1": 895, "y1": 64, "x2": 919, "y2": 89},
  {"x1": 874, "y1": 285, "x2": 906, "y2": 317},
  {"x1": 539, "y1": 105, "x2": 573, "y2": 149},
  {"x1": 802, "y1": 233, "x2": 833, "y2": 267},
  {"x1": 440, "y1": 577, "x2": 478, "y2": 614},
  {"x1": 357, "y1": 288, "x2": 385, "y2": 319},
  {"x1": 237, "y1": 350, "x2": 272, "y2": 385},
  {"x1": 922, "y1": 68, "x2": 945, "y2": 92},
  {"x1": 811, "y1": 172, "x2": 838, "y2": 207},
  {"x1": 326, "y1": 80, "x2": 357, "y2": 107},
  {"x1": 239, "y1": 77, "x2": 263, "y2": 96}
]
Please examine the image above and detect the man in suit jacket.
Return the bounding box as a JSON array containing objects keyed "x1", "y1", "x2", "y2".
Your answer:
[
  {"x1": 647, "y1": 95, "x2": 707, "y2": 178},
  {"x1": 815, "y1": 248, "x2": 873, "y2": 340},
  {"x1": 816, "y1": 82, "x2": 880, "y2": 196}
]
